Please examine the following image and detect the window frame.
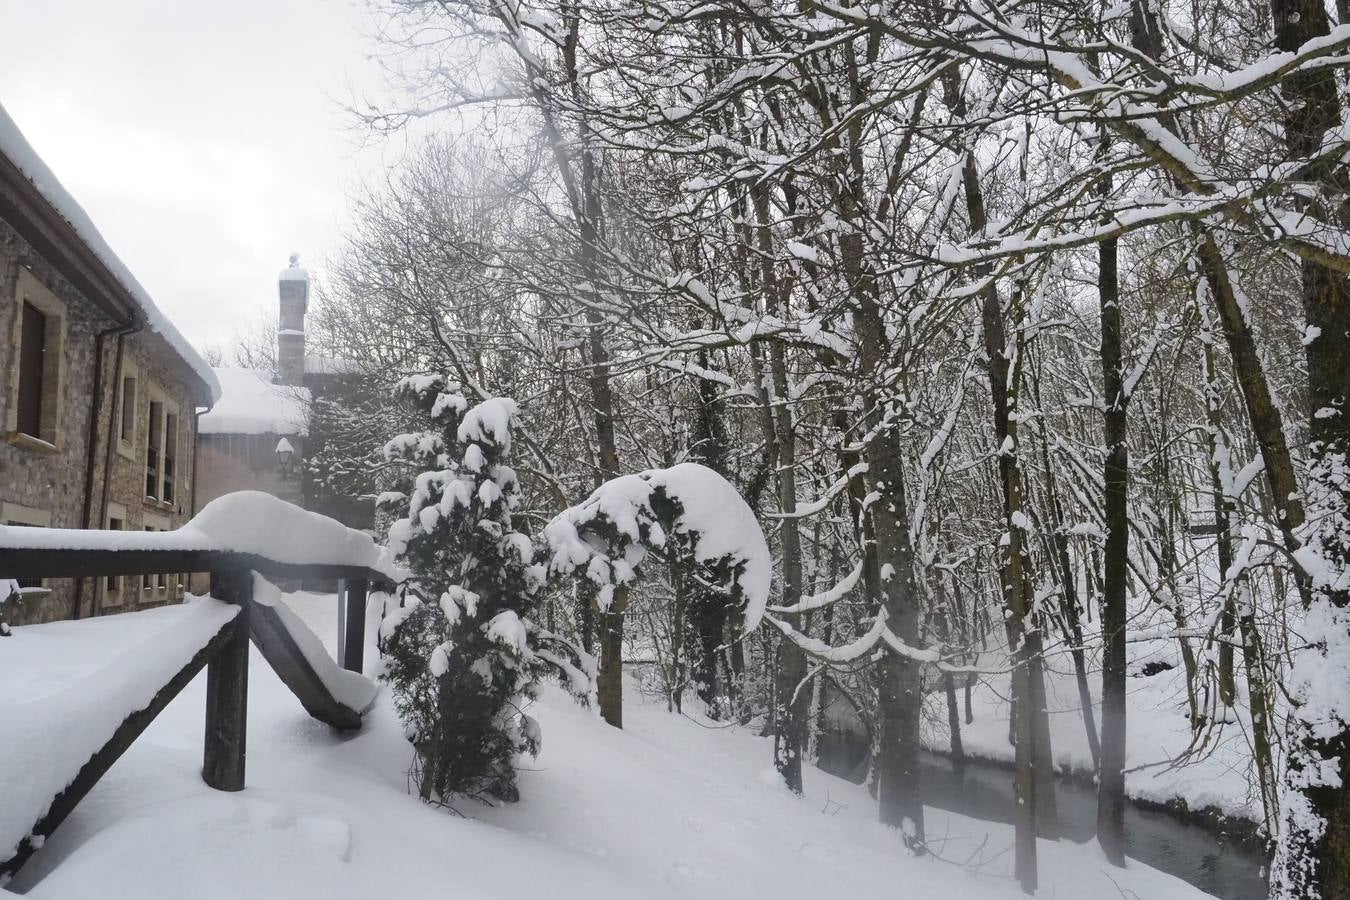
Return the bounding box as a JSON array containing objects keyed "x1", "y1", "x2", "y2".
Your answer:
[
  {"x1": 116, "y1": 359, "x2": 139, "y2": 461},
  {"x1": 141, "y1": 512, "x2": 171, "y2": 597},
  {"x1": 142, "y1": 386, "x2": 179, "y2": 506},
  {"x1": 102, "y1": 502, "x2": 127, "y2": 606},
  {"x1": 1, "y1": 501, "x2": 52, "y2": 593},
  {"x1": 5, "y1": 269, "x2": 67, "y2": 451}
]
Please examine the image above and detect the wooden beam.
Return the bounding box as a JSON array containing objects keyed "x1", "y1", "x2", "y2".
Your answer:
[
  {"x1": 248, "y1": 598, "x2": 364, "y2": 731},
  {"x1": 203, "y1": 569, "x2": 250, "y2": 791},
  {"x1": 0, "y1": 547, "x2": 381, "y2": 583},
  {"x1": 339, "y1": 578, "x2": 367, "y2": 675},
  {"x1": 0, "y1": 614, "x2": 237, "y2": 878}
]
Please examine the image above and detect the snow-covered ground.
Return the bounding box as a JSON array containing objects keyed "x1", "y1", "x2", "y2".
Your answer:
[
  {"x1": 922, "y1": 642, "x2": 1261, "y2": 824},
  {"x1": 7, "y1": 593, "x2": 1219, "y2": 899}
]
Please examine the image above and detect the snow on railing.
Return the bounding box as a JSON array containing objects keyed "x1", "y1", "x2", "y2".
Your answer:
[{"x1": 0, "y1": 491, "x2": 391, "y2": 574}]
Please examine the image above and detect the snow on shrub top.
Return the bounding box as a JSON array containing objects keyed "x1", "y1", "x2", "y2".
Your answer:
[
  {"x1": 544, "y1": 463, "x2": 770, "y2": 633},
  {"x1": 457, "y1": 397, "x2": 519, "y2": 453}
]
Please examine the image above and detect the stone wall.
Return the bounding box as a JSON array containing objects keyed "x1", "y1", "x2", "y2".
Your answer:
[
  {"x1": 97, "y1": 330, "x2": 201, "y2": 615},
  {"x1": 0, "y1": 216, "x2": 202, "y2": 625},
  {"x1": 0, "y1": 216, "x2": 117, "y2": 623}
]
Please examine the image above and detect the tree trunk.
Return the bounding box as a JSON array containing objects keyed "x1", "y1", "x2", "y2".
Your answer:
[
  {"x1": 750, "y1": 182, "x2": 811, "y2": 794},
  {"x1": 946, "y1": 65, "x2": 1058, "y2": 867},
  {"x1": 1096, "y1": 189, "x2": 1129, "y2": 868},
  {"x1": 1032, "y1": 367, "x2": 1102, "y2": 770},
  {"x1": 1267, "y1": 0, "x2": 1350, "y2": 893},
  {"x1": 844, "y1": 228, "x2": 926, "y2": 851},
  {"x1": 1198, "y1": 304, "x2": 1239, "y2": 708}
]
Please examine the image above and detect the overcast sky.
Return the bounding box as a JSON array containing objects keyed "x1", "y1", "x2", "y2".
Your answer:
[{"x1": 0, "y1": 0, "x2": 399, "y2": 354}]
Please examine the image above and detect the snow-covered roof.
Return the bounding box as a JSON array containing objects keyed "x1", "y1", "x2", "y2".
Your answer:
[
  {"x1": 0, "y1": 103, "x2": 220, "y2": 405},
  {"x1": 198, "y1": 367, "x2": 309, "y2": 436}
]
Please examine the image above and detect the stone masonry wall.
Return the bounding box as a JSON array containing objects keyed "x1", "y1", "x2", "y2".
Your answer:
[
  {"x1": 0, "y1": 215, "x2": 117, "y2": 624},
  {"x1": 98, "y1": 330, "x2": 200, "y2": 615},
  {"x1": 0, "y1": 216, "x2": 202, "y2": 625}
]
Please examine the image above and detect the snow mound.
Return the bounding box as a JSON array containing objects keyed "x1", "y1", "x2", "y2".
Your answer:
[
  {"x1": 199, "y1": 368, "x2": 310, "y2": 435},
  {"x1": 11, "y1": 593, "x2": 1216, "y2": 900}
]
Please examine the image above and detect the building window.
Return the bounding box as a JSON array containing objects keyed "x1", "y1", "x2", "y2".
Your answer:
[
  {"x1": 5, "y1": 269, "x2": 66, "y2": 449},
  {"x1": 141, "y1": 526, "x2": 154, "y2": 594},
  {"x1": 163, "y1": 412, "x2": 177, "y2": 503},
  {"x1": 17, "y1": 303, "x2": 45, "y2": 437},
  {"x1": 146, "y1": 400, "x2": 162, "y2": 498},
  {"x1": 141, "y1": 514, "x2": 171, "y2": 596},
  {"x1": 143, "y1": 391, "x2": 179, "y2": 505},
  {"x1": 117, "y1": 360, "x2": 139, "y2": 459},
  {"x1": 103, "y1": 503, "x2": 126, "y2": 606}
]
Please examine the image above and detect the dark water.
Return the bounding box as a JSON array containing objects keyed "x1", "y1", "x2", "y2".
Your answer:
[{"x1": 917, "y1": 753, "x2": 1268, "y2": 900}]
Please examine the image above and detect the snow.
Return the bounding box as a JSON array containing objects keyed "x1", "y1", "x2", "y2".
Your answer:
[
  {"x1": 0, "y1": 491, "x2": 387, "y2": 574},
  {"x1": 545, "y1": 463, "x2": 771, "y2": 632},
  {"x1": 0, "y1": 598, "x2": 240, "y2": 862},
  {"x1": 0, "y1": 103, "x2": 220, "y2": 405},
  {"x1": 279, "y1": 253, "x2": 310, "y2": 282},
  {"x1": 6, "y1": 592, "x2": 1217, "y2": 900},
  {"x1": 252, "y1": 577, "x2": 378, "y2": 713},
  {"x1": 198, "y1": 368, "x2": 310, "y2": 436},
  {"x1": 456, "y1": 397, "x2": 519, "y2": 452}
]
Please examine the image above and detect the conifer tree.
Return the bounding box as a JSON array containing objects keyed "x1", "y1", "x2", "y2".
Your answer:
[{"x1": 379, "y1": 374, "x2": 589, "y2": 804}]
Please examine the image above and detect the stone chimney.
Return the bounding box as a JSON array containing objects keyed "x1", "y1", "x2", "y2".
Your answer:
[{"x1": 277, "y1": 253, "x2": 308, "y2": 386}]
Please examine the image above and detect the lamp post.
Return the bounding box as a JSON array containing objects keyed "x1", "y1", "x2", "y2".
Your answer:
[{"x1": 275, "y1": 438, "x2": 295, "y2": 479}]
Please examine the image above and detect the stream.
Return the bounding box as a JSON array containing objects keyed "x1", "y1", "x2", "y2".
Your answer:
[{"x1": 916, "y1": 752, "x2": 1268, "y2": 899}]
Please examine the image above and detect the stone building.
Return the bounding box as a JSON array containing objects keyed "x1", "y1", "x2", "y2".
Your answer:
[
  {"x1": 0, "y1": 103, "x2": 219, "y2": 625},
  {"x1": 195, "y1": 258, "x2": 373, "y2": 588}
]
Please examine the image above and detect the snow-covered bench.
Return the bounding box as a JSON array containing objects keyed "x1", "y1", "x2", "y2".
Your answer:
[{"x1": 0, "y1": 491, "x2": 391, "y2": 879}]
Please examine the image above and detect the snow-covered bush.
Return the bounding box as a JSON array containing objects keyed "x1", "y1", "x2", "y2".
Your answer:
[
  {"x1": 378, "y1": 375, "x2": 589, "y2": 804},
  {"x1": 544, "y1": 463, "x2": 770, "y2": 637}
]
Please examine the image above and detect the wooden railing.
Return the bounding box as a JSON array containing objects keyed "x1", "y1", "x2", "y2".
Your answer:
[{"x1": 0, "y1": 544, "x2": 384, "y2": 878}]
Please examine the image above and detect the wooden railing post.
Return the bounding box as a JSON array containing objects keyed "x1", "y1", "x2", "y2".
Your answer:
[
  {"x1": 203, "y1": 568, "x2": 251, "y2": 791},
  {"x1": 340, "y1": 577, "x2": 367, "y2": 674},
  {"x1": 336, "y1": 578, "x2": 348, "y2": 668}
]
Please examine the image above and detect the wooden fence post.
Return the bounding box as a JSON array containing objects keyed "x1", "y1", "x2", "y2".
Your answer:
[
  {"x1": 203, "y1": 567, "x2": 251, "y2": 791},
  {"x1": 336, "y1": 578, "x2": 348, "y2": 669},
  {"x1": 340, "y1": 577, "x2": 367, "y2": 674}
]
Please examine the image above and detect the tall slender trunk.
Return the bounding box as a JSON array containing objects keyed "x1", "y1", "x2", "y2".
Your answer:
[
  {"x1": 945, "y1": 69, "x2": 1057, "y2": 885},
  {"x1": 934, "y1": 571, "x2": 966, "y2": 777},
  {"x1": 546, "y1": 13, "x2": 626, "y2": 728},
  {"x1": 750, "y1": 183, "x2": 811, "y2": 794},
  {"x1": 1195, "y1": 235, "x2": 1306, "y2": 553},
  {"x1": 690, "y1": 347, "x2": 730, "y2": 713},
  {"x1": 1267, "y1": 0, "x2": 1350, "y2": 893},
  {"x1": 1033, "y1": 365, "x2": 1101, "y2": 769},
  {"x1": 843, "y1": 223, "x2": 926, "y2": 851},
  {"x1": 1198, "y1": 303, "x2": 1239, "y2": 707},
  {"x1": 1095, "y1": 171, "x2": 1130, "y2": 867}
]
